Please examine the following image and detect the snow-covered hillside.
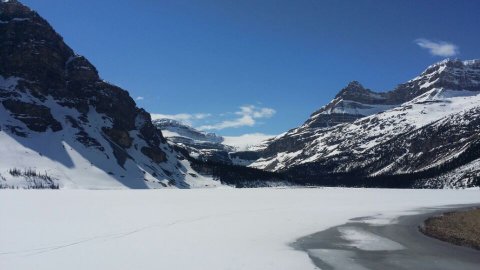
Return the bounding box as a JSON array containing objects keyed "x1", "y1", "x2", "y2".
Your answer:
[
  {"x1": 254, "y1": 88, "x2": 480, "y2": 170},
  {"x1": 1, "y1": 188, "x2": 479, "y2": 270},
  {"x1": 251, "y1": 59, "x2": 480, "y2": 188},
  {"x1": 0, "y1": 1, "x2": 220, "y2": 189}
]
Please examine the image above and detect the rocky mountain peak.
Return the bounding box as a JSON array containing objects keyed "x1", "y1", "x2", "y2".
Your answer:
[
  {"x1": 1, "y1": 1, "x2": 75, "y2": 92},
  {"x1": 421, "y1": 58, "x2": 476, "y2": 76},
  {"x1": 335, "y1": 81, "x2": 363, "y2": 96},
  {"x1": 333, "y1": 81, "x2": 385, "y2": 103},
  {"x1": 293, "y1": 59, "x2": 480, "y2": 132},
  {"x1": 345, "y1": 80, "x2": 364, "y2": 90},
  {"x1": 300, "y1": 80, "x2": 392, "y2": 129},
  {"x1": 405, "y1": 58, "x2": 480, "y2": 92},
  {"x1": 1, "y1": 0, "x2": 30, "y2": 14}
]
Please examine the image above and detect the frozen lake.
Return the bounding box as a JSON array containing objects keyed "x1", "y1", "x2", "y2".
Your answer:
[
  {"x1": 1, "y1": 188, "x2": 479, "y2": 270},
  {"x1": 294, "y1": 205, "x2": 480, "y2": 270}
]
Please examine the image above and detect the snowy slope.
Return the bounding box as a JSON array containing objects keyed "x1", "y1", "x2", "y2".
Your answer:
[
  {"x1": 0, "y1": 78, "x2": 220, "y2": 189},
  {"x1": 0, "y1": 1, "x2": 220, "y2": 189},
  {"x1": 252, "y1": 88, "x2": 480, "y2": 171},
  {"x1": 424, "y1": 158, "x2": 480, "y2": 188},
  {"x1": 1, "y1": 188, "x2": 479, "y2": 270},
  {"x1": 251, "y1": 59, "x2": 480, "y2": 187}
]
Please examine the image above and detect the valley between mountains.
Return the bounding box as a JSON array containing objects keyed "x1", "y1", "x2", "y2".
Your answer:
[{"x1": 1, "y1": 0, "x2": 479, "y2": 189}]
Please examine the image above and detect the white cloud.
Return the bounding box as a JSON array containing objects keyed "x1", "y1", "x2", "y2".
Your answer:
[
  {"x1": 238, "y1": 106, "x2": 276, "y2": 118},
  {"x1": 415, "y1": 38, "x2": 459, "y2": 57},
  {"x1": 136, "y1": 96, "x2": 144, "y2": 101},
  {"x1": 198, "y1": 105, "x2": 276, "y2": 130},
  {"x1": 150, "y1": 113, "x2": 211, "y2": 125},
  {"x1": 151, "y1": 105, "x2": 276, "y2": 131}
]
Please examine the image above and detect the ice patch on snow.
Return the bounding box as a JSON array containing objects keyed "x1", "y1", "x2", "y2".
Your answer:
[
  {"x1": 308, "y1": 249, "x2": 369, "y2": 270},
  {"x1": 338, "y1": 226, "x2": 404, "y2": 251}
]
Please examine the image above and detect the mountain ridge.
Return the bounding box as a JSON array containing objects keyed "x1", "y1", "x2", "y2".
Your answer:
[
  {"x1": 0, "y1": 0, "x2": 220, "y2": 189},
  {"x1": 249, "y1": 58, "x2": 480, "y2": 188}
]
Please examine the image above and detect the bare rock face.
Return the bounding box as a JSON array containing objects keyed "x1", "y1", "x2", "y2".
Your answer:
[
  {"x1": 2, "y1": 99, "x2": 62, "y2": 132},
  {"x1": 102, "y1": 128, "x2": 133, "y2": 149},
  {"x1": 0, "y1": 0, "x2": 165, "y2": 162},
  {"x1": 141, "y1": 147, "x2": 167, "y2": 164}
]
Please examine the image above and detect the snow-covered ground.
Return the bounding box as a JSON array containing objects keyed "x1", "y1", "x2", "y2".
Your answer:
[{"x1": 1, "y1": 188, "x2": 479, "y2": 270}]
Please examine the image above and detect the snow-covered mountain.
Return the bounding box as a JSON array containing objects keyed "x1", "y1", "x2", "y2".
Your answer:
[
  {"x1": 1, "y1": 1, "x2": 478, "y2": 189},
  {"x1": 153, "y1": 119, "x2": 234, "y2": 164},
  {"x1": 303, "y1": 59, "x2": 480, "y2": 130},
  {"x1": 154, "y1": 119, "x2": 224, "y2": 146},
  {"x1": 305, "y1": 81, "x2": 398, "y2": 129},
  {"x1": 153, "y1": 119, "x2": 271, "y2": 165},
  {"x1": 0, "y1": 1, "x2": 220, "y2": 189},
  {"x1": 251, "y1": 59, "x2": 480, "y2": 188}
]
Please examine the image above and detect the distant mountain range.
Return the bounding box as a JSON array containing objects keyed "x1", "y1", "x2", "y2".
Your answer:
[{"x1": 1, "y1": 0, "x2": 479, "y2": 189}]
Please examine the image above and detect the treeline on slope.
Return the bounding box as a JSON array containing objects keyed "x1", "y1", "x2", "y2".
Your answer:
[
  {"x1": 285, "y1": 139, "x2": 480, "y2": 188},
  {"x1": 173, "y1": 145, "x2": 291, "y2": 187},
  {"x1": 0, "y1": 168, "x2": 59, "y2": 189},
  {"x1": 7, "y1": 138, "x2": 476, "y2": 189},
  {"x1": 191, "y1": 160, "x2": 291, "y2": 188}
]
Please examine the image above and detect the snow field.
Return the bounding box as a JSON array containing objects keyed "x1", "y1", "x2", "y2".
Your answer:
[{"x1": 1, "y1": 188, "x2": 479, "y2": 270}]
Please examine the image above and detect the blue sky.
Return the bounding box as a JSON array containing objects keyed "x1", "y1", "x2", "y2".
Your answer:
[{"x1": 22, "y1": 0, "x2": 480, "y2": 136}]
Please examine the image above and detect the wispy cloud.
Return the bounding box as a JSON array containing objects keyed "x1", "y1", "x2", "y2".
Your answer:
[
  {"x1": 150, "y1": 113, "x2": 211, "y2": 125},
  {"x1": 151, "y1": 104, "x2": 276, "y2": 131},
  {"x1": 136, "y1": 96, "x2": 144, "y2": 101},
  {"x1": 198, "y1": 105, "x2": 276, "y2": 130},
  {"x1": 415, "y1": 38, "x2": 459, "y2": 57}
]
